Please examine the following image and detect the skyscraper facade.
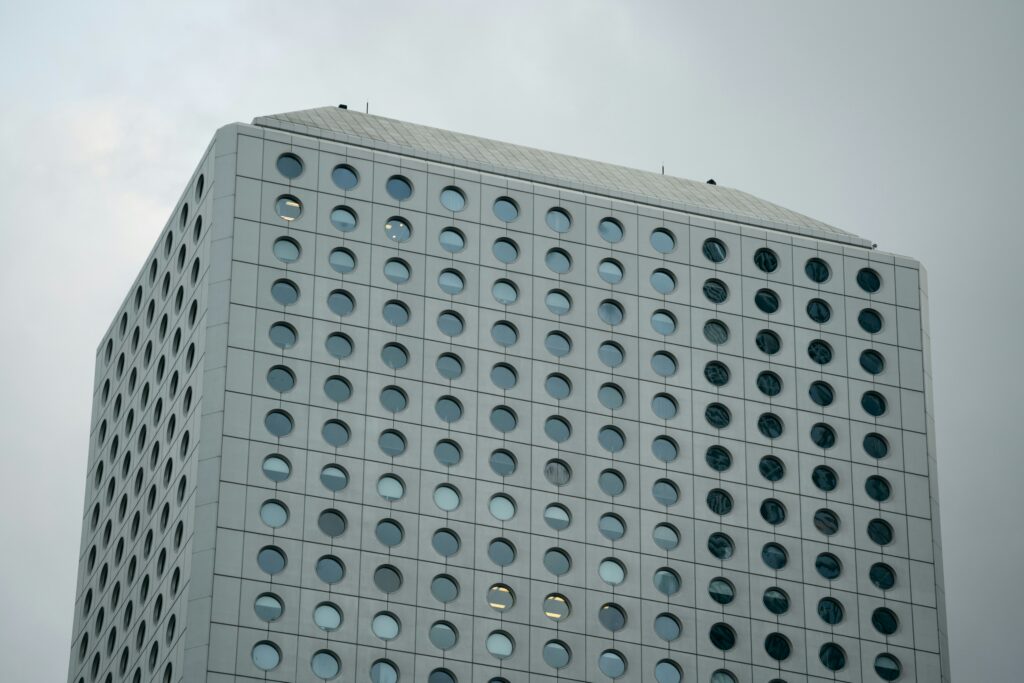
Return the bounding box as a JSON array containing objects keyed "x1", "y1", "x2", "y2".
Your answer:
[{"x1": 68, "y1": 107, "x2": 949, "y2": 683}]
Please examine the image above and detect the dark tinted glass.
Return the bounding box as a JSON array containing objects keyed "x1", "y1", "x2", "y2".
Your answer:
[
  {"x1": 814, "y1": 509, "x2": 840, "y2": 536},
  {"x1": 860, "y1": 349, "x2": 885, "y2": 375},
  {"x1": 808, "y1": 339, "x2": 833, "y2": 364},
  {"x1": 811, "y1": 423, "x2": 837, "y2": 448},
  {"x1": 703, "y1": 319, "x2": 730, "y2": 345},
  {"x1": 866, "y1": 475, "x2": 892, "y2": 501},
  {"x1": 704, "y1": 361, "x2": 730, "y2": 386},
  {"x1": 760, "y1": 498, "x2": 786, "y2": 525},
  {"x1": 756, "y1": 371, "x2": 782, "y2": 396},
  {"x1": 858, "y1": 308, "x2": 883, "y2": 333},
  {"x1": 434, "y1": 439, "x2": 462, "y2": 466},
  {"x1": 315, "y1": 556, "x2": 344, "y2": 583},
  {"x1": 703, "y1": 279, "x2": 729, "y2": 304},
  {"x1": 322, "y1": 419, "x2": 350, "y2": 446},
  {"x1": 762, "y1": 542, "x2": 788, "y2": 569},
  {"x1": 705, "y1": 445, "x2": 732, "y2": 471},
  {"x1": 430, "y1": 574, "x2": 459, "y2": 602},
  {"x1": 753, "y1": 247, "x2": 778, "y2": 272},
  {"x1": 489, "y1": 449, "x2": 516, "y2": 476},
  {"x1": 870, "y1": 562, "x2": 896, "y2": 590},
  {"x1": 431, "y1": 530, "x2": 460, "y2": 557},
  {"x1": 705, "y1": 403, "x2": 731, "y2": 428},
  {"x1": 757, "y1": 413, "x2": 784, "y2": 439},
  {"x1": 708, "y1": 532, "x2": 734, "y2": 560},
  {"x1": 819, "y1": 643, "x2": 847, "y2": 671},
  {"x1": 864, "y1": 432, "x2": 890, "y2": 458},
  {"x1": 758, "y1": 455, "x2": 785, "y2": 482},
  {"x1": 812, "y1": 465, "x2": 838, "y2": 491},
  {"x1": 872, "y1": 607, "x2": 899, "y2": 635},
  {"x1": 808, "y1": 381, "x2": 834, "y2": 406},
  {"x1": 805, "y1": 258, "x2": 831, "y2": 283},
  {"x1": 815, "y1": 552, "x2": 842, "y2": 579},
  {"x1": 868, "y1": 518, "x2": 894, "y2": 545},
  {"x1": 764, "y1": 633, "x2": 791, "y2": 661},
  {"x1": 806, "y1": 298, "x2": 832, "y2": 323},
  {"x1": 754, "y1": 288, "x2": 780, "y2": 313},
  {"x1": 862, "y1": 391, "x2": 887, "y2": 416},
  {"x1": 375, "y1": 520, "x2": 404, "y2": 547},
  {"x1": 755, "y1": 330, "x2": 781, "y2": 355},
  {"x1": 543, "y1": 548, "x2": 571, "y2": 575},
  {"x1": 709, "y1": 623, "x2": 736, "y2": 650},
  {"x1": 271, "y1": 280, "x2": 299, "y2": 306},
  {"x1": 857, "y1": 267, "x2": 882, "y2": 293},
  {"x1": 487, "y1": 539, "x2": 516, "y2": 566},
  {"x1": 763, "y1": 587, "x2": 789, "y2": 614},
  {"x1": 702, "y1": 238, "x2": 727, "y2": 262}
]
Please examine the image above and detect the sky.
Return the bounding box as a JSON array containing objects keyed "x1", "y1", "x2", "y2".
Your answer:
[{"x1": 1, "y1": 1, "x2": 1021, "y2": 680}]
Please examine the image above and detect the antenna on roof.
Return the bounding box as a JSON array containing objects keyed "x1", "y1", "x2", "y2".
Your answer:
[
  {"x1": 706, "y1": 178, "x2": 717, "y2": 185},
  {"x1": 661, "y1": 165, "x2": 664, "y2": 175},
  {"x1": 366, "y1": 102, "x2": 369, "y2": 114}
]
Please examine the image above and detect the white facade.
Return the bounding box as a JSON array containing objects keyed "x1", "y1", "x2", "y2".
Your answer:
[{"x1": 68, "y1": 107, "x2": 948, "y2": 683}]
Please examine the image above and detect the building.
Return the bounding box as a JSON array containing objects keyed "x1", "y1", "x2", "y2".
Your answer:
[{"x1": 68, "y1": 106, "x2": 949, "y2": 683}]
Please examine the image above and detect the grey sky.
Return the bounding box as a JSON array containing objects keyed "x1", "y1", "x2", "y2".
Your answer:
[{"x1": 1, "y1": 1, "x2": 1020, "y2": 680}]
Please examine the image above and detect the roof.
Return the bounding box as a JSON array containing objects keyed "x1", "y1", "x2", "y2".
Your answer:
[{"x1": 253, "y1": 106, "x2": 870, "y2": 247}]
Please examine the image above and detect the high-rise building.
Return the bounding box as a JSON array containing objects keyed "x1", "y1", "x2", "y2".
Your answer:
[{"x1": 68, "y1": 106, "x2": 948, "y2": 683}]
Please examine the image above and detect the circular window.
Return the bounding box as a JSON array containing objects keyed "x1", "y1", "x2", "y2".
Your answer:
[
  {"x1": 490, "y1": 449, "x2": 517, "y2": 476},
  {"x1": 599, "y1": 383, "x2": 625, "y2": 410},
  {"x1": 385, "y1": 175, "x2": 412, "y2": 201},
  {"x1": 706, "y1": 488, "x2": 733, "y2": 515},
  {"x1": 756, "y1": 371, "x2": 782, "y2": 397},
  {"x1": 873, "y1": 607, "x2": 900, "y2": 635},
  {"x1": 807, "y1": 298, "x2": 832, "y2": 323},
  {"x1": 490, "y1": 363, "x2": 517, "y2": 390},
  {"x1": 325, "y1": 332, "x2": 352, "y2": 359},
  {"x1": 544, "y1": 548, "x2": 571, "y2": 575},
  {"x1": 254, "y1": 593, "x2": 283, "y2": 622},
  {"x1": 378, "y1": 429, "x2": 406, "y2": 457},
  {"x1": 272, "y1": 237, "x2": 300, "y2": 263},
  {"x1": 652, "y1": 479, "x2": 679, "y2": 506},
  {"x1": 544, "y1": 459, "x2": 571, "y2": 486},
  {"x1": 438, "y1": 269, "x2": 465, "y2": 295},
  {"x1": 435, "y1": 396, "x2": 463, "y2": 423},
  {"x1": 264, "y1": 410, "x2": 293, "y2": 437},
  {"x1": 762, "y1": 542, "x2": 788, "y2": 569},
  {"x1": 859, "y1": 308, "x2": 884, "y2": 333},
  {"x1": 652, "y1": 522, "x2": 679, "y2": 551},
  {"x1": 708, "y1": 532, "x2": 735, "y2": 560},
  {"x1": 431, "y1": 438, "x2": 460, "y2": 466},
  {"x1": 598, "y1": 340, "x2": 624, "y2": 366},
  {"x1": 599, "y1": 558, "x2": 626, "y2": 586},
  {"x1": 598, "y1": 258, "x2": 624, "y2": 284},
  {"x1": 545, "y1": 289, "x2": 572, "y2": 316},
  {"x1": 705, "y1": 402, "x2": 731, "y2": 429},
  {"x1": 858, "y1": 267, "x2": 882, "y2": 293},
  {"x1": 317, "y1": 509, "x2": 347, "y2": 537},
  {"x1": 763, "y1": 587, "x2": 790, "y2": 614},
  {"x1": 270, "y1": 279, "x2": 299, "y2": 306},
  {"x1": 331, "y1": 164, "x2": 358, "y2": 190},
  {"x1": 251, "y1": 641, "x2": 281, "y2": 671},
  {"x1": 599, "y1": 217, "x2": 624, "y2": 243},
  {"x1": 543, "y1": 593, "x2": 571, "y2": 621},
  {"x1": 384, "y1": 216, "x2": 411, "y2": 243},
  {"x1": 544, "y1": 331, "x2": 572, "y2": 358},
  {"x1": 430, "y1": 574, "x2": 459, "y2": 603},
  {"x1": 650, "y1": 309, "x2": 676, "y2": 335},
  {"x1": 654, "y1": 613, "x2": 681, "y2": 641},
  {"x1": 654, "y1": 567, "x2": 681, "y2": 595},
  {"x1": 544, "y1": 416, "x2": 571, "y2": 442},
  {"x1": 382, "y1": 258, "x2": 409, "y2": 284},
  {"x1": 866, "y1": 474, "x2": 892, "y2": 502},
  {"x1": 764, "y1": 632, "x2": 791, "y2": 661},
  {"x1": 439, "y1": 227, "x2": 465, "y2": 253},
  {"x1": 598, "y1": 650, "x2": 626, "y2": 679},
  {"x1": 266, "y1": 365, "x2": 295, "y2": 393},
  {"x1": 487, "y1": 322, "x2": 518, "y2": 349},
  {"x1": 373, "y1": 565, "x2": 403, "y2": 593},
  {"x1": 755, "y1": 329, "x2": 781, "y2": 355},
  {"x1": 429, "y1": 621, "x2": 458, "y2": 650},
  {"x1": 375, "y1": 519, "x2": 404, "y2": 547},
  {"x1": 274, "y1": 195, "x2": 302, "y2": 221},
  {"x1": 320, "y1": 465, "x2": 348, "y2": 492},
  {"x1": 376, "y1": 475, "x2": 405, "y2": 502},
  {"x1": 651, "y1": 351, "x2": 677, "y2": 377},
  {"x1": 311, "y1": 650, "x2": 340, "y2": 679},
  {"x1": 871, "y1": 562, "x2": 896, "y2": 590},
  {"x1": 598, "y1": 469, "x2": 625, "y2": 496},
  {"x1": 708, "y1": 577, "x2": 735, "y2": 604},
  {"x1": 808, "y1": 339, "x2": 833, "y2": 365},
  {"x1": 327, "y1": 289, "x2": 355, "y2": 317},
  {"x1": 651, "y1": 393, "x2": 677, "y2": 420},
  {"x1": 492, "y1": 279, "x2": 519, "y2": 305},
  {"x1": 488, "y1": 538, "x2": 516, "y2": 566},
  {"x1": 545, "y1": 247, "x2": 572, "y2": 273},
  {"x1": 862, "y1": 390, "x2": 888, "y2": 416},
  {"x1": 810, "y1": 422, "x2": 837, "y2": 448},
  {"x1": 811, "y1": 464, "x2": 838, "y2": 491},
  {"x1": 808, "y1": 380, "x2": 835, "y2": 406},
  {"x1": 544, "y1": 503, "x2": 571, "y2": 530},
  {"x1": 598, "y1": 602, "x2": 625, "y2": 631},
  {"x1": 860, "y1": 349, "x2": 886, "y2": 375},
  {"x1": 760, "y1": 498, "x2": 786, "y2": 525},
  {"x1": 436, "y1": 310, "x2": 463, "y2": 336},
  {"x1": 546, "y1": 207, "x2": 572, "y2": 232},
  {"x1": 439, "y1": 186, "x2": 466, "y2": 212},
  {"x1": 259, "y1": 500, "x2": 288, "y2": 528},
  {"x1": 322, "y1": 419, "x2": 350, "y2": 447},
  {"x1": 431, "y1": 529, "x2": 460, "y2": 557},
  {"x1": 703, "y1": 319, "x2": 730, "y2": 345},
  {"x1": 492, "y1": 237, "x2": 519, "y2": 264},
  {"x1": 488, "y1": 494, "x2": 516, "y2": 521},
  {"x1": 330, "y1": 206, "x2": 357, "y2": 232},
  {"x1": 433, "y1": 485, "x2": 461, "y2": 512},
  {"x1": 703, "y1": 361, "x2": 730, "y2": 387},
  {"x1": 816, "y1": 552, "x2": 842, "y2": 579},
  {"x1": 487, "y1": 583, "x2": 515, "y2": 612},
  {"x1": 269, "y1": 322, "x2": 297, "y2": 349},
  {"x1": 370, "y1": 661, "x2": 399, "y2": 683},
  {"x1": 805, "y1": 257, "x2": 831, "y2": 283},
  {"x1": 814, "y1": 508, "x2": 841, "y2": 536},
  {"x1": 313, "y1": 603, "x2": 343, "y2": 632},
  {"x1": 755, "y1": 288, "x2": 780, "y2": 313},
  {"x1": 865, "y1": 432, "x2": 890, "y2": 459},
  {"x1": 315, "y1": 555, "x2": 345, "y2": 584},
  {"x1": 705, "y1": 445, "x2": 732, "y2": 471},
  {"x1": 868, "y1": 518, "x2": 895, "y2": 545},
  {"x1": 371, "y1": 612, "x2": 400, "y2": 640},
  {"x1": 875, "y1": 653, "x2": 902, "y2": 681},
  {"x1": 819, "y1": 643, "x2": 847, "y2": 671},
  {"x1": 702, "y1": 238, "x2": 727, "y2": 263},
  {"x1": 709, "y1": 622, "x2": 736, "y2": 650},
  {"x1": 262, "y1": 455, "x2": 291, "y2": 482},
  {"x1": 650, "y1": 228, "x2": 676, "y2": 254},
  {"x1": 703, "y1": 278, "x2": 729, "y2": 304},
  {"x1": 652, "y1": 435, "x2": 678, "y2": 463},
  {"x1": 758, "y1": 461, "x2": 799, "y2": 497},
  {"x1": 656, "y1": 660, "x2": 683, "y2": 683},
  {"x1": 753, "y1": 247, "x2": 779, "y2": 272},
  {"x1": 256, "y1": 546, "x2": 286, "y2": 575},
  {"x1": 486, "y1": 631, "x2": 514, "y2": 660},
  {"x1": 493, "y1": 197, "x2": 519, "y2": 222},
  {"x1": 651, "y1": 268, "x2": 676, "y2": 294}
]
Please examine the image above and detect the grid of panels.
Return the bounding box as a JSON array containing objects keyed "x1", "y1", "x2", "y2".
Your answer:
[{"x1": 207, "y1": 131, "x2": 942, "y2": 683}]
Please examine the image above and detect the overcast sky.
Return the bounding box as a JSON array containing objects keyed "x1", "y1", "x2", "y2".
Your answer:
[{"x1": 1, "y1": 1, "x2": 1020, "y2": 680}]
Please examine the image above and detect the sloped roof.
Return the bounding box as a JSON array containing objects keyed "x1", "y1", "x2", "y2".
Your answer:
[{"x1": 254, "y1": 106, "x2": 869, "y2": 247}]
